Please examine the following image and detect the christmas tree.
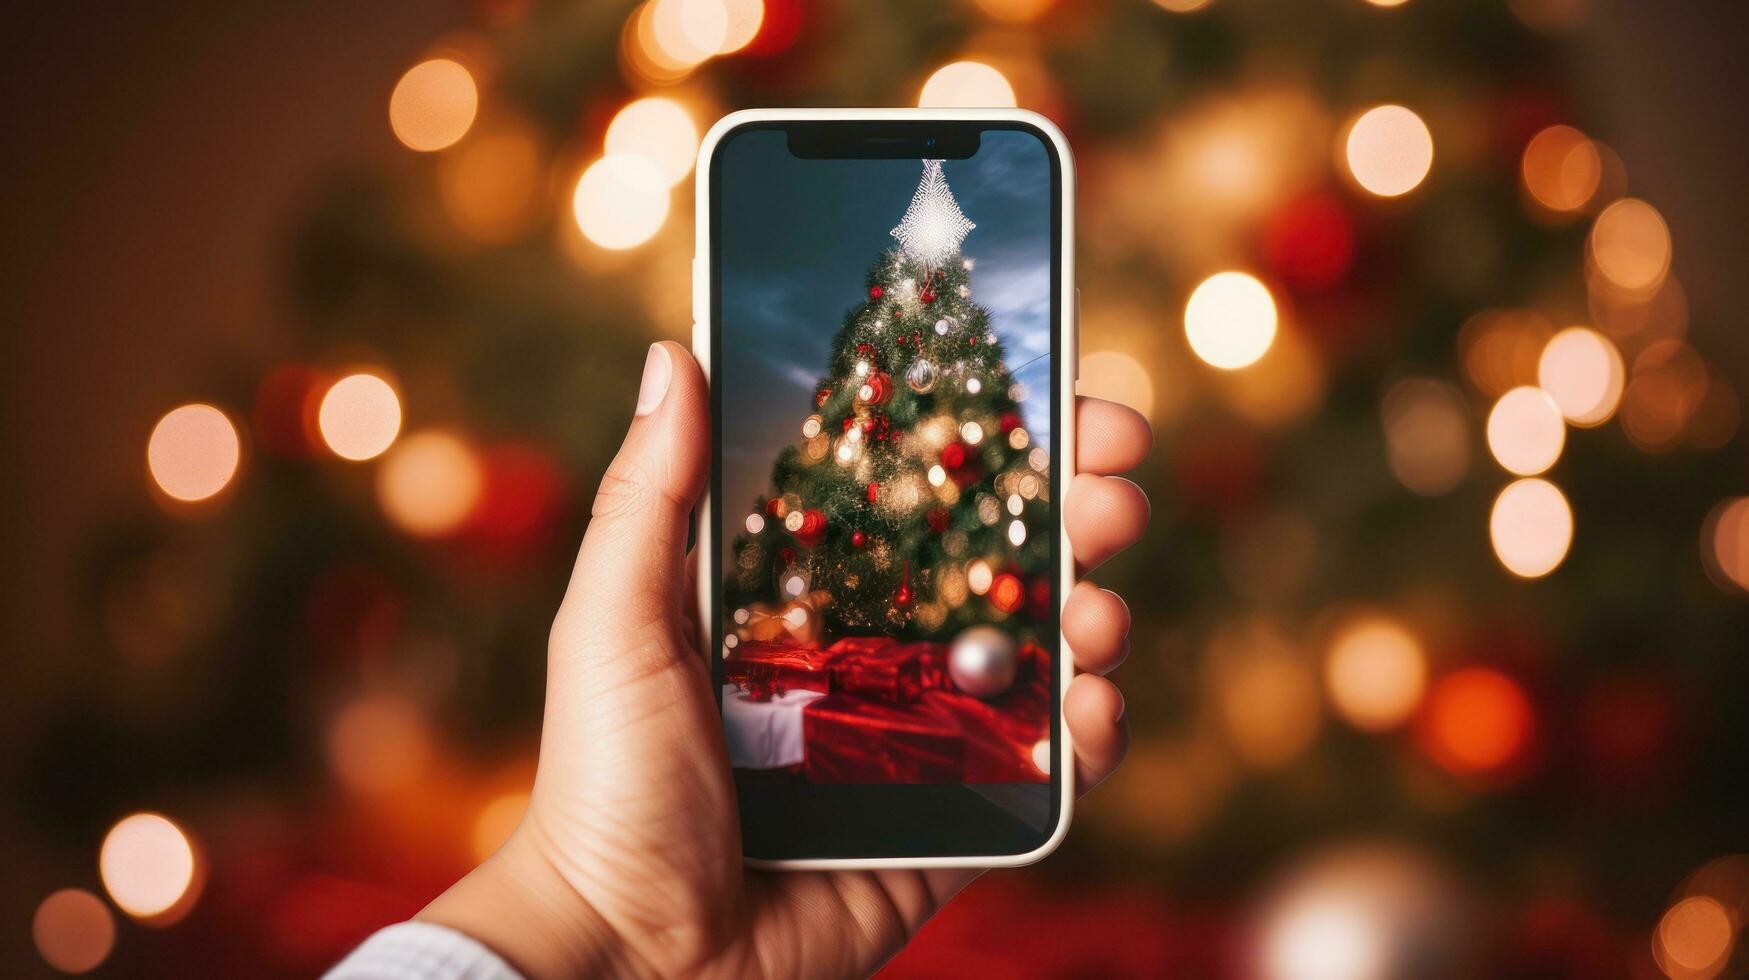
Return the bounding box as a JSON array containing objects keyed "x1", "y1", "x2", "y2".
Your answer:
[{"x1": 725, "y1": 161, "x2": 1050, "y2": 644}]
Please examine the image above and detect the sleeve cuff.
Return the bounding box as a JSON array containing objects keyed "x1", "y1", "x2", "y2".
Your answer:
[{"x1": 325, "y1": 921, "x2": 525, "y2": 980}]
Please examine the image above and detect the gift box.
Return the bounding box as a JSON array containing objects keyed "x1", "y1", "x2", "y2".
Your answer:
[
  {"x1": 726, "y1": 637, "x2": 934, "y2": 702},
  {"x1": 723, "y1": 640, "x2": 835, "y2": 700},
  {"x1": 801, "y1": 692, "x2": 966, "y2": 783}
]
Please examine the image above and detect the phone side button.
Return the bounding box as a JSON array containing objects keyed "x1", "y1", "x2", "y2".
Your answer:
[
  {"x1": 1073, "y1": 287, "x2": 1081, "y2": 380},
  {"x1": 692, "y1": 255, "x2": 705, "y2": 324}
]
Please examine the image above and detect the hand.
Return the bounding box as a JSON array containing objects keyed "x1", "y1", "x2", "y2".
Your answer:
[{"x1": 419, "y1": 342, "x2": 1151, "y2": 978}]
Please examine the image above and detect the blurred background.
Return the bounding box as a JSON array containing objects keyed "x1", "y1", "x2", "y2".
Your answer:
[{"x1": 4, "y1": 0, "x2": 1748, "y2": 976}]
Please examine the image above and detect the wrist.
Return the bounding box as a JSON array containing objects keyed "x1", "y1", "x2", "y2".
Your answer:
[{"x1": 418, "y1": 827, "x2": 623, "y2": 979}]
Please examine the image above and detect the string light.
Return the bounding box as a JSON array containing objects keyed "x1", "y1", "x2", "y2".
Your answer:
[
  {"x1": 376, "y1": 430, "x2": 483, "y2": 537},
  {"x1": 1381, "y1": 379, "x2": 1470, "y2": 496},
  {"x1": 1486, "y1": 386, "x2": 1565, "y2": 476},
  {"x1": 1521, "y1": 125, "x2": 1601, "y2": 214},
  {"x1": 1490, "y1": 478, "x2": 1573, "y2": 578},
  {"x1": 1589, "y1": 198, "x2": 1671, "y2": 297},
  {"x1": 605, "y1": 97, "x2": 699, "y2": 187},
  {"x1": 1184, "y1": 271, "x2": 1278, "y2": 370},
  {"x1": 1325, "y1": 617, "x2": 1427, "y2": 732},
  {"x1": 318, "y1": 373, "x2": 402, "y2": 461},
  {"x1": 1701, "y1": 497, "x2": 1749, "y2": 593},
  {"x1": 1655, "y1": 896, "x2": 1735, "y2": 976},
  {"x1": 918, "y1": 61, "x2": 1017, "y2": 108},
  {"x1": 1342, "y1": 105, "x2": 1434, "y2": 198},
  {"x1": 32, "y1": 889, "x2": 115, "y2": 974},
  {"x1": 148, "y1": 404, "x2": 241, "y2": 503},
  {"x1": 1536, "y1": 327, "x2": 1624, "y2": 426},
  {"x1": 1417, "y1": 667, "x2": 1534, "y2": 777},
  {"x1": 572, "y1": 154, "x2": 670, "y2": 250},
  {"x1": 389, "y1": 58, "x2": 478, "y2": 152},
  {"x1": 328, "y1": 695, "x2": 432, "y2": 796},
  {"x1": 99, "y1": 813, "x2": 198, "y2": 920}
]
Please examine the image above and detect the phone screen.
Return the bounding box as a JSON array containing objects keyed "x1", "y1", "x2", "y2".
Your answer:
[{"x1": 709, "y1": 120, "x2": 1065, "y2": 859}]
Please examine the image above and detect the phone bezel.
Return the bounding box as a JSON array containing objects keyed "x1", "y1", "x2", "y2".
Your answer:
[{"x1": 692, "y1": 108, "x2": 1077, "y2": 870}]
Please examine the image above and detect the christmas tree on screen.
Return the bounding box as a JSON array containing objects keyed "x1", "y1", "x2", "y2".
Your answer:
[{"x1": 726, "y1": 161, "x2": 1051, "y2": 646}]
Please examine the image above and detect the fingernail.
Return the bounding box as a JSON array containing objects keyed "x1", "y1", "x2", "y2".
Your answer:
[{"x1": 635, "y1": 343, "x2": 671, "y2": 417}]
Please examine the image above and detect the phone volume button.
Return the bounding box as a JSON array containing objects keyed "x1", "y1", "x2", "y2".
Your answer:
[
  {"x1": 1073, "y1": 287, "x2": 1081, "y2": 380},
  {"x1": 692, "y1": 255, "x2": 705, "y2": 325}
]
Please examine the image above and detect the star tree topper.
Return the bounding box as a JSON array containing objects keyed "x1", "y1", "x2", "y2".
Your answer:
[{"x1": 890, "y1": 160, "x2": 975, "y2": 270}]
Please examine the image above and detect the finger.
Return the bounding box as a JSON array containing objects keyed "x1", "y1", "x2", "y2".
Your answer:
[
  {"x1": 1065, "y1": 473, "x2": 1150, "y2": 572},
  {"x1": 551, "y1": 342, "x2": 709, "y2": 659},
  {"x1": 1065, "y1": 673, "x2": 1128, "y2": 794},
  {"x1": 1062, "y1": 583, "x2": 1130, "y2": 675},
  {"x1": 1075, "y1": 396, "x2": 1152, "y2": 476}
]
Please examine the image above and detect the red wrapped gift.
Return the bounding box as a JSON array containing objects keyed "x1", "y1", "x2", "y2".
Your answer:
[
  {"x1": 796, "y1": 640, "x2": 1054, "y2": 784},
  {"x1": 824, "y1": 637, "x2": 931, "y2": 702},
  {"x1": 802, "y1": 693, "x2": 966, "y2": 783},
  {"x1": 724, "y1": 640, "x2": 835, "y2": 701}
]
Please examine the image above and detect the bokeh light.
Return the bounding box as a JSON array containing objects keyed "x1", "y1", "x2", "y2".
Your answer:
[
  {"x1": 318, "y1": 372, "x2": 402, "y2": 461},
  {"x1": 1486, "y1": 386, "x2": 1565, "y2": 476},
  {"x1": 718, "y1": 0, "x2": 765, "y2": 53},
  {"x1": 1261, "y1": 889, "x2": 1387, "y2": 980},
  {"x1": 1459, "y1": 309, "x2": 1557, "y2": 397},
  {"x1": 1701, "y1": 497, "x2": 1749, "y2": 594},
  {"x1": 1381, "y1": 378, "x2": 1471, "y2": 496},
  {"x1": 1521, "y1": 125, "x2": 1601, "y2": 214},
  {"x1": 1655, "y1": 896, "x2": 1734, "y2": 976},
  {"x1": 649, "y1": 0, "x2": 727, "y2": 66},
  {"x1": 376, "y1": 430, "x2": 484, "y2": 538},
  {"x1": 1152, "y1": 0, "x2": 1214, "y2": 10},
  {"x1": 147, "y1": 404, "x2": 241, "y2": 503},
  {"x1": 604, "y1": 97, "x2": 699, "y2": 187},
  {"x1": 1342, "y1": 105, "x2": 1434, "y2": 198},
  {"x1": 1364, "y1": 0, "x2": 1411, "y2": 7},
  {"x1": 572, "y1": 154, "x2": 670, "y2": 250},
  {"x1": 388, "y1": 58, "x2": 478, "y2": 153},
  {"x1": 99, "y1": 812, "x2": 198, "y2": 920},
  {"x1": 1208, "y1": 623, "x2": 1321, "y2": 770},
  {"x1": 1417, "y1": 668, "x2": 1534, "y2": 778},
  {"x1": 1184, "y1": 271, "x2": 1278, "y2": 370},
  {"x1": 1490, "y1": 477, "x2": 1573, "y2": 578},
  {"x1": 971, "y1": 0, "x2": 1055, "y2": 21},
  {"x1": 918, "y1": 61, "x2": 1017, "y2": 109},
  {"x1": 1536, "y1": 327, "x2": 1624, "y2": 427},
  {"x1": 1621, "y1": 339, "x2": 1708, "y2": 453},
  {"x1": 328, "y1": 694, "x2": 432, "y2": 796},
  {"x1": 1325, "y1": 617, "x2": 1427, "y2": 733},
  {"x1": 32, "y1": 889, "x2": 115, "y2": 974},
  {"x1": 1077, "y1": 350, "x2": 1156, "y2": 418},
  {"x1": 471, "y1": 791, "x2": 530, "y2": 863},
  {"x1": 1589, "y1": 198, "x2": 1671, "y2": 297},
  {"x1": 1254, "y1": 847, "x2": 1464, "y2": 980},
  {"x1": 437, "y1": 117, "x2": 544, "y2": 244}
]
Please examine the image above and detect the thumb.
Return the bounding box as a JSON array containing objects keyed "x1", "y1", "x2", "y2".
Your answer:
[{"x1": 551, "y1": 341, "x2": 709, "y2": 661}]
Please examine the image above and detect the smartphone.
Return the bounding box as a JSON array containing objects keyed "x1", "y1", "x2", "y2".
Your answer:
[{"x1": 693, "y1": 108, "x2": 1075, "y2": 869}]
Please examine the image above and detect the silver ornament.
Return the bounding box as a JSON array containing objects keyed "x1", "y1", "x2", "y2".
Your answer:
[
  {"x1": 905, "y1": 357, "x2": 939, "y2": 394},
  {"x1": 934, "y1": 315, "x2": 957, "y2": 336},
  {"x1": 948, "y1": 625, "x2": 1018, "y2": 699}
]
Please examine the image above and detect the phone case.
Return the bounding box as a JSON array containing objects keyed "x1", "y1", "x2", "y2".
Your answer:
[{"x1": 692, "y1": 107, "x2": 1077, "y2": 870}]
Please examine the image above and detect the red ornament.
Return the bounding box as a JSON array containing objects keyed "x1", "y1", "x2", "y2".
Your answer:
[
  {"x1": 851, "y1": 530, "x2": 868, "y2": 548},
  {"x1": 816, "y1": 387, "x2": 831, "y2": 407},
  {"x1": 856, "y1": 342, "x2": 876, "y2": 357},
  {"x1": 940, "y1": 443, "x2": 967, "y2": 470},
  {"x1": 866, "y1": 482, "x2": 879, "y2": 503},
  {"x1": 869, "y1": 284, "x2": 884, "y2": 300},
  {"x1": 968, "y1": 334, "x2": 978, "y2": 346},
  {"x1": 920, "y1": 288, "x2": 937, "y2": 304},
  {"x1": 777, "y1": 546, "x2": 796, "y2": 566},
  {"x1": 863, "y1": 371, "x2": 893, "y2": 405},
  {"x1": 894, "y1": 563, "x2": 914, "y2": 609},
  {"x1": 765, "y1": 497, "x2": 783, "y2": 517},
  {"x1": 795, "y1": 508, "x2": 827, "y2": 546},
  {"x1": 842, "y1": 416, "x2": 855, "y2": 431},
  {"x1": 861, "y1": 417, "x2": 877, "y2": 434},
  {"x1": 927, "y1": 508, "x2": 950, "y2": 533},
  {"x1": 999, "y1": 411, "x2": 1023, "y2": 434},
  {"x1": 989, "y1": 572, "x2": 1025, "y2": 614}
]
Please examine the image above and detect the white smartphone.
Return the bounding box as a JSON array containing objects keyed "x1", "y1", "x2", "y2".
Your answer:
[{"x1": 692, "y1": 108, "x2": 1076, "y2": 869}]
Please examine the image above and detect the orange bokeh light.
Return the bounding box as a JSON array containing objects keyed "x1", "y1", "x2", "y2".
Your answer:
[
  {"x1": 32, "y1": 889, "x2": 115, "y2": 974},
  {"x1": 318, "y1": 372, "x2": 403, "y2": 461},
  {"x1": 1417, "y1": 668, "x2": 1534, "y2": 779},
  {"x1": 389, "y1": 58, "x2": 478, "y2": 152},
  {"x1": 148, "y1": 404, "x2": 241, "y2": 504}
]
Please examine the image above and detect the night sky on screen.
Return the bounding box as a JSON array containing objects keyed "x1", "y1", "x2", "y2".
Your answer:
[{"x1": 718, "y1": 129, "x2": 1054, "y2": 561}]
